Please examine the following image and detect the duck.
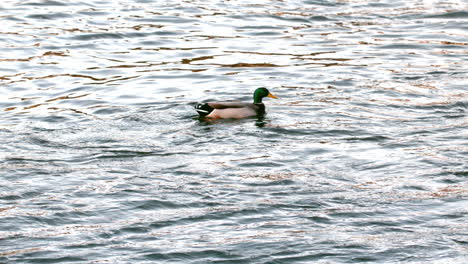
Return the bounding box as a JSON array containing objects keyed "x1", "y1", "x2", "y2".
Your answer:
[{"x1": 195, "y1": 87, "x2": 278, "y2": 119}]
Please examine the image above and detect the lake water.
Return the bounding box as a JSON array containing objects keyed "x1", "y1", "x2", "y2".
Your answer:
[{"x1": 0, "y1": 0, "x2": 467, "y2": 263}]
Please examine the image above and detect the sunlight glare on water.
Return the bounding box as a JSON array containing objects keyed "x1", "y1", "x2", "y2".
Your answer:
[{"x1": 0, "y1": 0, "x2": 467, "y2": 263}]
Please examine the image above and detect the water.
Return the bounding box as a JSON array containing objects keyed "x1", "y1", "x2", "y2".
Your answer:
[{"x1": 1, "y1": 0, "x2": 467, "y2": 263}]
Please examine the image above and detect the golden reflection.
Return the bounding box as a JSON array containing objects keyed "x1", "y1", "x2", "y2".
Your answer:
[
  {"x1": 48, "y1": 107, "x2": 93, "y2": 117},
  {"x1": 23, "y1": 104, "x2": 42, "y2": 110},
  {"x1": 221, "y1": 62, "x2": 279, "y2": 67},
  {"x1": 4, "y1": 73, "x2": 107, "y2": 82},
  {"x1": 131, "y1": 24, "x2": 164, "y2": 30},
  {"x1": 241, "y1": 172, "x2": 295, "y2": 181},
  {"x1": 94, "y1": 75, "x2": 140, "y2": 84},
  {"x1": 46, "y1": 94, "x2": 89, "y2": 102},
  {"x1": 292, "y1": 57, "x2": 352, "y2": 62},
  {"x1": 0, "y1": 72, "x2": 24, "y2": 82},
  {"x1": 0, "y1": 247, "x2": 43, "y2": 257},
  {"x1": 42, "y1": 51, "x2": 68, "y2": 56},
  {"x1": 418, "y1": 40, "x2": 468, "y2": 46},
  {"x1": 137, "y1": 68, "x2": 207, "y2": 73},
  {"x1": 0, "y1": 51, "x2": 68, "y2": 62},
  {"x1": 226, "y1": 50, "x2": 335, "y2": 57},
  {"x1": 131, "y1": 47, "x2": 216, "y2": 51},
  {"x1": 223, "y1": 72, "x2": 239, "y2": 75},
  {"x1": 182, "y1": 55, "x2": 215, "y2": 64},
  {"x1": 18, "y1": 97, "x2": 41, "y2": 101},
  {"x1": 191, "y1": 34, "x2": 239, "y2": 40},
  {"x1": 430, "y1": 186, "x2": 466, "y2": 198},
  {"x1": 0, "y1": 206, "x2": 15, "y2": 213},
  {"x1": 106, "y1": 64, "x2": 149, "y2": 69}
]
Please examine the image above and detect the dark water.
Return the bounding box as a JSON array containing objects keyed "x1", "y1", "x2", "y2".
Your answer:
[{"x1": 1, "y1": 0, "x2": 467, "y2": 263}]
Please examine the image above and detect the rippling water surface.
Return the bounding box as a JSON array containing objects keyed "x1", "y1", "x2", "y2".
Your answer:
[{"x1": 1, "y1": 0, "x2": 467, "y2": 263}]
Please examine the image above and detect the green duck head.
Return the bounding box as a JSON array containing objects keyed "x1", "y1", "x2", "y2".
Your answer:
[{"x1": 253, "y1": 87, "x2": 278, "y2": 104}]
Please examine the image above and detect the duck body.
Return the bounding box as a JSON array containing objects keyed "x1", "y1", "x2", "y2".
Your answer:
[
  {"x1": 195, "y1": 88, "x2": 276, "y2": 119},
  {"x1": 196, "y1": 101, "x2": 265, "y2": 119}
]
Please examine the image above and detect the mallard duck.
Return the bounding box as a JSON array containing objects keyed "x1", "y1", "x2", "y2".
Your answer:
[{"x1": 195, "y1": 87, "x2": 278, "y2": 119}]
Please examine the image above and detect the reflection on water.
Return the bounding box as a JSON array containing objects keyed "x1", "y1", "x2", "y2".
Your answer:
[{"x1": 1, "y1": 0, "x2": 467, "y2": 263}]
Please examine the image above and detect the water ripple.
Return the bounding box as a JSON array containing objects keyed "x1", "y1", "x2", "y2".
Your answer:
[{"x1": 1, "y1": 0, "x2": 467, "y2": 263}]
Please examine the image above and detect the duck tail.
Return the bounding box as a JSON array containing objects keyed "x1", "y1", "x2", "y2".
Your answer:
[{"x1": 195, "y1": 103, "x2": 214, "y2": 116}]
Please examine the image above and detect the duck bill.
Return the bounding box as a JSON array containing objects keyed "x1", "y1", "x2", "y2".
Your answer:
[{"x1": 267, "y1": 93, "x2": 278, "y2": 99}]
